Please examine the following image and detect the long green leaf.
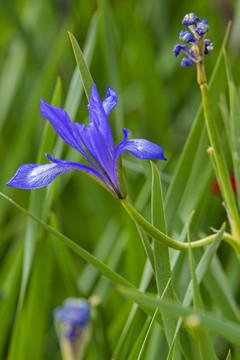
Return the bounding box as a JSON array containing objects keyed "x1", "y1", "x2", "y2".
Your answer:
[
  {"x1": 186, "y1": 227, "x2": 217, "y2": 360},
  {"x1": 0, "y1": 242, "x2": 23, "y2": 358},
  {"x1": 98, "y1": 0, "x2": 123, "y2": 136},
  {"x1": 118, "y1": 286, "x2": 240, "y2": 346},
  {"x1": 112, "y1": 260, "x2": 155, "y2": 359},
  {"x1": 127, "y1": 315, "x2": 153, "y2": 360},
  {"x1": 68, "y1": 31, "x2": 93, "y2": 102},
  {"x1": 151, "y1": 161, "x2": 180, "y2": 357},
  {"x1": 168, "y1": 223, "x2": 225, "y2": 355},
  {"x1": 203, "y1": 256, "x2": 240, "y2": 322},
  {"x1": 65, "y1": 12, "x2": 99, "y2": 119},
  {"x1": 229, "y1": 79, "x2": 240, "y2": 207}
]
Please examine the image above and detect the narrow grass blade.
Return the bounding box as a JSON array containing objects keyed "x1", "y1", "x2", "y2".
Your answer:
[
  {"x1": 68, "y1": 31, "x2": 93, "y2": 102},
  {"x1": 98, "y1": 0, "x2": 123, "y2": 135},
  {"x1": 186, "y1": 226, "x2": 218, "y2": 360},
  {"x1": 219, "y1": 93, "x2": 230, "y2": 143},
  {"x1": 78, "y1": 218, "x2": 120, "y2": 294},
  {"x1": 18, "y1": 237, "x2": 56, "y2": 360},
  {"x1": 228, "y1": 80, "x2": 240, "y2": 206},
  {"x1": 0, "y1": 243, "x2": 23, "y2": 358},
  {"x1": 226, "y1": 349, "x2": 231, "y2": 360},
  {"x1": 65, "y1": 12, "x2": 99, "y2": 119},
  {"x1": 136, "y1": 312, "x2": 157, "y2": 360},
  {"x1": 151, "y1": 161, "x2": 180, "y2": 356},
  {"x1": 137, "y1": 227, "x2": 155, "y2": 272},
  {"x1": 203, "y1": 256, "x2": 240, "y2": 322},
  {"x1": 127, "y1": 315, "x2": 154, "y2": 360},
  {"x1": 112, "y1": 261, "x2": 155, "y2": 359},
  {"x1": 168, "y1": 223, "x2": 225, "y2": 355},
  {"x1": 118, "y1": 286, "x2": 240, "y2": 346}
]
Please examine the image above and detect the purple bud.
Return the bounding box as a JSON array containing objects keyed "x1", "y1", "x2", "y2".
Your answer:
[
  {"x1": 182, "y1": 13, "x2": 199, "y2": 27},
  {"x1": 181, "y1": 57, "x2": 195, "y2": 66},
  {"x1": 173, "y1": 44, "x2": 189, "y2": 57},
  {"x1": 204, "y1": 39, "x2": 213, "y2": 54},
  {"x1": 195, "y1": 20, "x2": 209, "y2": 36},
  {"x1": 173, "y1": 44, "x2": 181, "y2": 57},
  {"x1": 204, "y1": 39, "x2": 211, "y2": 46},
  {"x1": 179, "y1": 30, "x2": 195, "y2": 43},
  {"x1": 54, "y1": 298, "x2": 90, "y2": 340}
]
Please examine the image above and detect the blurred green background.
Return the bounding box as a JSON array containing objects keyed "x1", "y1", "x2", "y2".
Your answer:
[{"x1": 1, "y1": 0, "x2": 240, "y2": 359}]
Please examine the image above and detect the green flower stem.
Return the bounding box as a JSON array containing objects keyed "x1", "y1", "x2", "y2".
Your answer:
[
  {"x1": 196, "y1": 38, "x2": 207, "y2": 86},
  {"x1": 199, "y1": 81, "x2": 240, "y2": 242},
  {"x1": 121, "y1": 198, "x2": 229, "y2": 250}
]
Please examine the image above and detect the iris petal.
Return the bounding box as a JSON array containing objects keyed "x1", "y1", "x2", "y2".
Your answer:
[
  {"x1": 112, "y1": 129, "x2": 166, "y2": 192},
  {"x1": 88, "y1": 83, "x2": 115, "y2": 154},
  {"x1": 77, "y1": 122, "x2": 115, "y2": 181},
  {"x1": 6, "y1": 156, "x2": 111, "y2": 190},
  {"x1": 40, "y1": 99, "x2": 96, "y2": 167},
  {"x1": 46, "y1": 154, "x2": 112, "y2": 187},
  {"x1": 102, "y1": 86, "x2": 118, "y2": 115},
  {"x1": 119, "y1": 139, "x2": 166, "y2": 160},
  {"x1": 40, "y1": 99, "x2": 81, "y2": 151},
  {"x1": 114, "y1": 129, "x2": 167, "y2": 162}
]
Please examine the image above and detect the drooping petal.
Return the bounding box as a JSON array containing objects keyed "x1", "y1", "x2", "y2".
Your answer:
[
  {"x1": 46, "y1": 153, "x2": 113, "y2": 188},
  {"x1": 102, "y1": 86, "x2": 118, "y2": 115},
  {"x1": 6, "y1": 156, "x2": 112, "y2": 190},
  {"x1": 121, "y1": 139, "x2": 167, "y2": 160},
  {"x1": 112, "y1": 129, "x2": 166, "y2": 194},
  {"x1": 114, "y1": 128, "x2": 167, "y2": 162},
  {"x1": 88, "y1": 83, "x2": 115, "y2": 154}
]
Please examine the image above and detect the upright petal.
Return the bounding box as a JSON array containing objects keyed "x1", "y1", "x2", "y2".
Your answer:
[
  {"x1": 88, "y1": 84, "x2": 115, "y2": 154},
  {"x1": 40, "y1": 99, "x2": 88, "y2": 158},
  {"x1": 102, "y1": 86, "x2": 118, "y2": 115},
  {"x1": 77, "y1": 122, "x2": 115, "y2": 182}
]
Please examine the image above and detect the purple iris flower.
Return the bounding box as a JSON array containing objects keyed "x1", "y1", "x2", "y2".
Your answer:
[{"x1": 7, "y1": 83, "x2": 166, "y2": 199}]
